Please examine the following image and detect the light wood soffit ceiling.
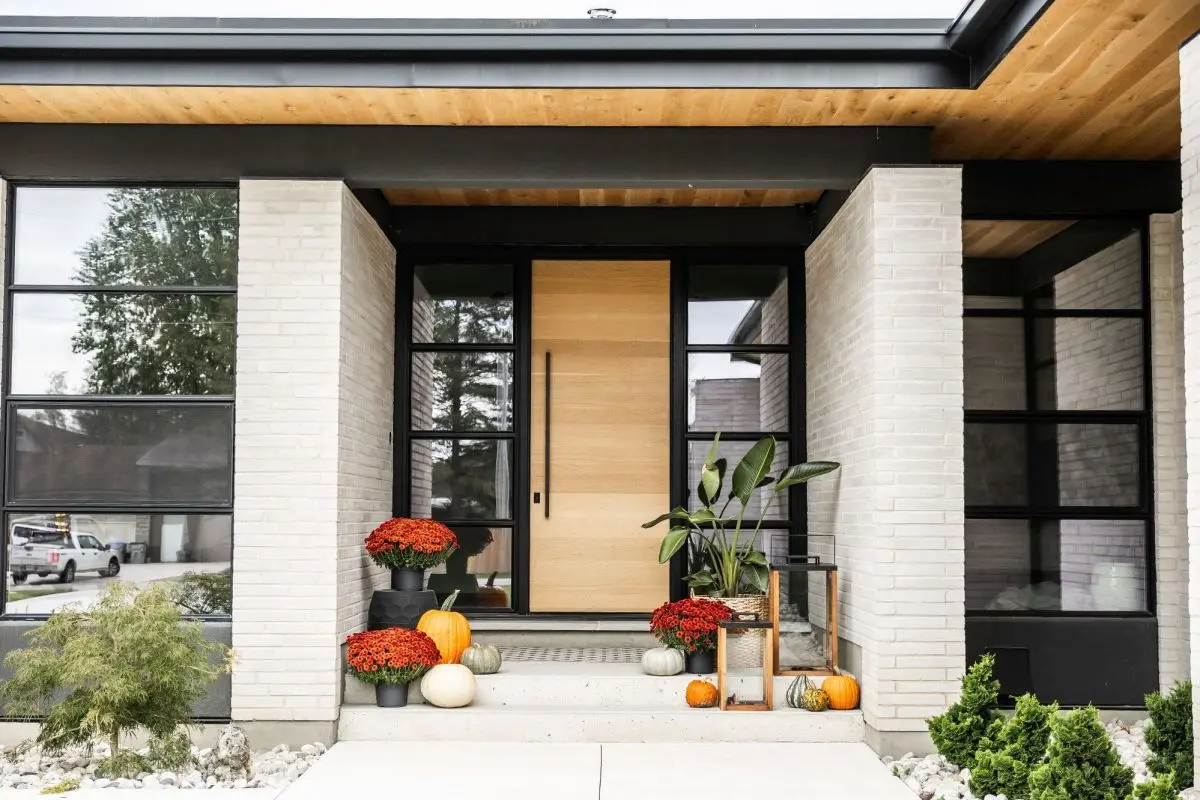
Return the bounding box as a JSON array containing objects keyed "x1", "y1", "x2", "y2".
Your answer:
[
  {"x1": 962, "y1": 220, "x2": 1077, "y2": 258},
  {"x1": 0, "y1": 0, "x2": 1194, "y2": 159}
]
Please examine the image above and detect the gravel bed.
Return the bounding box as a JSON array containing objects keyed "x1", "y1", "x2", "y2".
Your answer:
[
  {"x1": 886, "y1": 719, "x2": 1184, "y2": 800},
  {"x1": 0, "y1": 726, "x2": 325, "y2": 792}
]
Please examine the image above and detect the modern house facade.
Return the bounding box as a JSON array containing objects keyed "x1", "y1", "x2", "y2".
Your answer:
[{"x1": 0, "y1": 0, "x2": 1199, "y2": 759}]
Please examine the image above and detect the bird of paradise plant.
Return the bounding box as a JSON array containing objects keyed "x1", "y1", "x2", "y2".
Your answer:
[{"x1": 643, "y1": 433, "x2": 840, "y2": 598}]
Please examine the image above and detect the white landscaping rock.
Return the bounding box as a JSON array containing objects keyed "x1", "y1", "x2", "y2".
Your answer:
[
  {"x1": 0, "y1": 726, "x2": 326, "y2": 792},
  {"x1": 887, "y1": 719, "x2": 1164, "y2": 800}
]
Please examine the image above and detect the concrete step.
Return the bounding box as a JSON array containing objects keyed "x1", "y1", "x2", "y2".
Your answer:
[
  {"x1": 343, "y1": 661, "x2": 834, "y2": 708},
  {"x1": 338, "y1": 705, "x2": 864, "y2": 744}
]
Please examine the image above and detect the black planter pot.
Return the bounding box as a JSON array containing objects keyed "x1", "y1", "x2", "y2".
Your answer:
[
  {"x1": 391, "y1": 567, "x2": 425, "y2": 592},
  {"x1": 686, "y1": 650, "x2": 716, "y2": 674},
  {"x1": 367, "y1": 589, "x2": 438, "y2": 631},
  {"x1": 375, "y1": 683, "x2": 409, "y2": 708}
]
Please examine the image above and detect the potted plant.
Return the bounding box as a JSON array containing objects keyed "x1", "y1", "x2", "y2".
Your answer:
[
  {"x1": 345, "y1": 627, "x2": 442, "y2": 708},
  {"x1": 366, "y1": 517, "x2": 459, "y2": 592},
  {"x1": 650, "y1": 597, "x2": 733, "y2": 674},
  {"x1": 644, "y1": 433, "x2": 839, "y2": 666}
]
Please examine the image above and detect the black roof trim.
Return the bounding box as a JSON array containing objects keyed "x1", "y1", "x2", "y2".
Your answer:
[{"x1": 0, "y1": 0, "x2": 1056, "y2": 90}]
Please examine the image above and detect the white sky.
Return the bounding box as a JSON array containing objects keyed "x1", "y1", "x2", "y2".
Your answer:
[{"x1": 0, "y1": 0, "x2": 969, "y2": 20}]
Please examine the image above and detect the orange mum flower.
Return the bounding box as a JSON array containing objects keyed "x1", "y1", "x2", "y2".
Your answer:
[
  {"x1": 346, "y1": 627, "x2": 442, "y2": 686},
  {"x1": 365, "y1": 518, "x2": 458, "y2": 570}
]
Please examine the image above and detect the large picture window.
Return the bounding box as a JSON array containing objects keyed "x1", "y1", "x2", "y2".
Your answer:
[
  {"x1": 2, "y1": 185, "x2": 236, "y2": 618},
  {"x1": 963, "y1": 220, "x2": 1151, "y2": 615}
]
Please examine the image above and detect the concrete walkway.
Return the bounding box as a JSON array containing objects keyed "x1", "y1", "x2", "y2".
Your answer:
[
  {"x1": 8, "y1": 742, "x2": 912, "y2": 799},
  {"x1": 279, "y1": 741, "x2": 914, "y2": 800}
]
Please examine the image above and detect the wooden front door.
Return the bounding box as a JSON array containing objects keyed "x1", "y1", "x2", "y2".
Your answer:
[{"x1": 529, "y1": 260, "x2": 671, "y2": 612}]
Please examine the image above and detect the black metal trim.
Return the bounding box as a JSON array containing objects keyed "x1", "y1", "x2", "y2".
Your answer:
[
  {"x1": 962, "y1": 162, "x2": 1183, "y2": 217},
  {"x1": 513, "y1": 258, "x2": 533, "y2": 614},
  {"x1": 543, "y1": 350, "x2": 551, "y2": 520},
  {"x1": 0, "y1": 1, "x2": 1067, "y2": 90},
  {"x1": 669, "y1": 258, "x2": 688, "y2": 601},
  {"x1": 0, "y1": 125, "x2": 932, "y2": 188}
]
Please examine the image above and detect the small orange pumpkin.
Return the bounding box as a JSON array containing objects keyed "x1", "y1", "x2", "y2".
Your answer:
[
  {"x1": 823, "y1": 674, "x2": 860, "y2": 710},
  {"x1": 475, "y1": 572, "x2": 509, "y2": 609},
  {"x1": 685, "y1": 679, "x2": 719, "y2": 709},
  {"x1": 417, "y1": 589, "x2": 472, "y2": 664}
]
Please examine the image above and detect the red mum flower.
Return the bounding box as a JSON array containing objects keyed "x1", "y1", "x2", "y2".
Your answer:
[{"x1": 649, "y1": 598, "x2": 733, "y2": 653}]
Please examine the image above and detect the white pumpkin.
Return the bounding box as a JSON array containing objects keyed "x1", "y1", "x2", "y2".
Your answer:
[
  {"x1": 420, "y1": 663, "x2": 476, "y2": 708},
  {"x1": 641, "y1": 647, "x2": 685, "y2": 676}
]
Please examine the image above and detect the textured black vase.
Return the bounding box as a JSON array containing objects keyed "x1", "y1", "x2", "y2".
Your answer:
[
  {"x1": 375, "y1": 683, "x2": 409, "y2": 708},
  {"x1": 686, "y1": 650, "x2": 716, "y2": 674},
  {"x1": 391, "y1": 567, "x2": 424, "y2": 592},
  {"x1": 368, "y1": 589, "x2": 437, "y2": 631}
]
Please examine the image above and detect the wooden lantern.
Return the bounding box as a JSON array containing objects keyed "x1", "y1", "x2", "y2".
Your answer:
[
  {"x1": 716, "y1": 612, "x2": 773, "y2": 711},
  {"x1": 769, "y1": 559, "x2": 839, "y2": 676}
]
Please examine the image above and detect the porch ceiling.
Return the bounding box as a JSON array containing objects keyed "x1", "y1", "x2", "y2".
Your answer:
[
  {"x1": 380, "y1": 188, "x2": 824, "y2": 207},
  {"x1": 962, "y1": 219, "x2": 1077, "y2": 258}
]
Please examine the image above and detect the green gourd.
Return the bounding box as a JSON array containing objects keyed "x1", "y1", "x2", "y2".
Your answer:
[
  {"x1": 787, "y1": 675, "x2": 830, "y2": 712},
  {"x1": 460, "y1": 643, "x2": 502, "y2": 675}
]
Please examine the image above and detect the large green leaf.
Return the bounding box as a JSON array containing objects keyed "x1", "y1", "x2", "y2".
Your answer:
[
  {"x1": 657, "y1": 527, "x2": 691, "y2": 563},
  {"x1": 774, "y1": 461, "x2": 841, "y2": 492},
  {"x1": 685, "y1": 571, "x2": 717, "y2": 589},
  {"x1": 642, "y1": 507, "x2": 690, "y2": 529},
  {"x1": 742, "y1": 563, "x2": 769, "y2": 594},
  {"x1": 730, "y1": 437, "x2": 776, "y2": 505},
  {"x1": 698, "y1": 458, "x2": 727, "y2": 508},
  {"x1": 741, "y1": 549, "x2": 769, "y2": 567}
]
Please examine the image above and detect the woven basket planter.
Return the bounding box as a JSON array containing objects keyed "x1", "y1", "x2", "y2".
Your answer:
[{"x1": 695, "y1": 594, "x2": 769, "y2": 669}]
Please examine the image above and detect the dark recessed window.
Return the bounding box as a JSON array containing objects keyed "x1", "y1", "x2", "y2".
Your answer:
[{"x1": 963, "y1": 219, "x2": 1149, "y2": 617}]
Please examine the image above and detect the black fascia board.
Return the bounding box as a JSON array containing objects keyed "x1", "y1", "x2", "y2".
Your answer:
[
  {"x1": 1016, "y1": 220, "x2": 1136, "y2": 292},
  {"x1": 0, "y1": 124, "x2": 932, "y2": 187},
  {"x1": 0, "y1": 2, "x2": 1045, "y2": 90},
  {"x1": 962, "y1": 160, "x2": 1183, "y2": 217}
]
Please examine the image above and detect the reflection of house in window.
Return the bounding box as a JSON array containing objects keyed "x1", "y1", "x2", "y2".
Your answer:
[{"x1": 11, "y1": 410, "x2": 232, "y2": 506}]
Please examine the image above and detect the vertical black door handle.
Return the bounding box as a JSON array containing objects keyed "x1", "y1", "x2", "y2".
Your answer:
[{"x1": 544, "y1": 351, "x2": 551, "y2": 519}]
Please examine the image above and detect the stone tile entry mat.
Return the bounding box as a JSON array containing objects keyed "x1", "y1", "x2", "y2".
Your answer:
[{"x1": 498, "y1": 646, "x2": 643, "y2": 663}]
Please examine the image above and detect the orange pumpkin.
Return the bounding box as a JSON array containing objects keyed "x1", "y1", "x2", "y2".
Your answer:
[
  {"x1": 475, "y1": 572, "x2": 509, "y2": 609},
  {"x1": 823, "y1": 674, "x2": 860, "y2": 710},
  {"x1": 417, "y1": 590, "x2": 472, "y2": 664},
  {"x1": 685, "y1": 679, "x2": 719, "y2": 709}
]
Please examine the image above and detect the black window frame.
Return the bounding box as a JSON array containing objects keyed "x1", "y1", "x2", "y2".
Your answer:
[
  {"x1": 0, "y1": 181, "x2": 238, "y2": 620},
  {"x1": 398, "y1": 258, "x2": 523, "y2": 612},
  {"x1": 964, "y1": 214, "x2": 1154, "y2": 620},
  {"x1": 674, "y1": 256, "x2": 807, "y2": 600}
]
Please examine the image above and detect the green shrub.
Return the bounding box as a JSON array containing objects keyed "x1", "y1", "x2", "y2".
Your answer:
[
  {"x1": 0, "y1": 582, "x2": 233, "y2": 778},
  {"x1": 927, "y1": 653, "x2": 1004, "y2": 769},
  {"x1": 1133, "y1": 773, "x2": 1180, "y2": 800},
  {"x1": 170, "y1": 569, "x2": 232, "y2": 616},
  {"x1": 40, "y1": 777, "x2": 80, "y2": 794},
  {"x1": 1028, "y1": 706, "x2": 1134, "y2": 800},
  {"x1": 969, "y1": 693, "x2": 1058, "y2": 800},
  {"x1": 1143, "y1": 680, "x2": 1193, "y2": 793}
]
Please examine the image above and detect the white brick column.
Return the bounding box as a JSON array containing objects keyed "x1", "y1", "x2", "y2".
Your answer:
[
  {"x1": 806, "y1": 166, "x2": 964, "y2": 749},
  {"x1": 233, "y1": 180, "x2": 395, "y2": 726},
  {"x1": 1180, "y1": 34, "x2": 1200, "y2": 780},
  {"x1": 1150, "y1": 212, "x2": 1189, "y2": 690}
]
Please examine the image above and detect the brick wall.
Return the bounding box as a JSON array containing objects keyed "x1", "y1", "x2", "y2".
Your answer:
[
  {"x1": 806, "y1": 166, "x2": 965, "y2": 732},
  {"x1": 1150, "y1": 212, "x2": 1189, "y2": 688},
  {"x1": 233, "y1": 180, "x2": 394, "y2": 722},
  {"x1": 335, "y1": 188, "x2": 396, "y2": 641},
  {"x1": 1179, "y1": 33, "x2": 1200, "y2": 775}
]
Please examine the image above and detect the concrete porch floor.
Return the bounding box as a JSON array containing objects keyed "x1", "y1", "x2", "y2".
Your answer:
[{"x1": 279, "y1": 741, "x2": 913, "y2": 800}]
